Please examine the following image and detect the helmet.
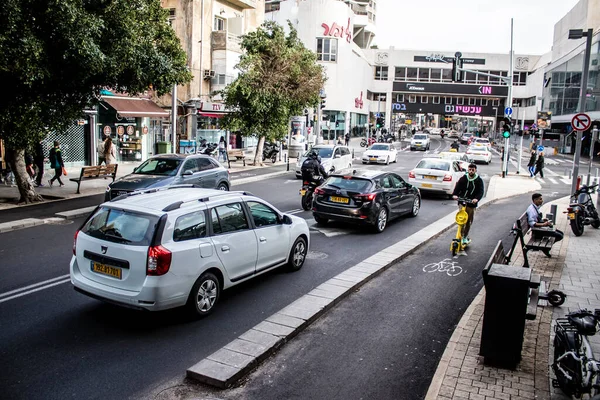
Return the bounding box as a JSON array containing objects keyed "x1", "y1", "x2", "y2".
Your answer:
[{"x1": 309, "y1": 150, "x2": 319, "y2": 159}]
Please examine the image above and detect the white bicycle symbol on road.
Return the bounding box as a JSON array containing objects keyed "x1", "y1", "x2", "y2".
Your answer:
[{"x1": 422, "y1": 258, "x2": 463, "y2": 277}]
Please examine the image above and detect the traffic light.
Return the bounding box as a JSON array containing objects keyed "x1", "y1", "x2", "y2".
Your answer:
[
  {"x1": 320, "y1": 98, "x2": 326, "y2": 109},
  {"x1": 376, "y1": 117, "x2": 384, "y2": 129},
  {"x1": 452, "y1": 52, "x2": 463, "y2": 82},
  {"x1": 502, "y1": 117, "x2": 512, "y2": 138},
  {"x1": 335, "y1": 120, "x2": 340, "y2": 128}
]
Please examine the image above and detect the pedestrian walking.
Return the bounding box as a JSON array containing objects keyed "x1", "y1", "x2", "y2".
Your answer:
[
  {"x1": 48, "y1": 141, "x2": 64, "y2": 187},
  {"x1": 344, "y1": 132, "x2": 350, "y2": 146},
  {"x1": 103, "y1": 137, "x2": 117, "y2": 165},
  {"x1": 527, "y1": 149, "x2": 537, "y2": 177},
  {"x1": 24, "y1": 151, "x2": 35, "y2": 181},
  {"x1": 534, "y1": 151, "x2": 545, "y2": 178},
  {"x1": 218, "y1": 136, "x2": 227, "y2": 162},
  {"x1": 97, "y1": 135, "x2": 106, "y2": 165},
  {"x1": 34, "y1": 141, "x2": 45, "y2": 186}
]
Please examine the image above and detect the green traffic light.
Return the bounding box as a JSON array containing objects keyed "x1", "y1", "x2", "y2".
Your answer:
[{"x1": 502, "y1": 131, "x2": 510, "y2": 138}]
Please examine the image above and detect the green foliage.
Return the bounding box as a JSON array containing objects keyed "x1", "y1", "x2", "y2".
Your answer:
[
  {"x1": 221, "y1": 21, "x2": 325, "y2": 142},
  {"x1": 0, "y1": 0, "x2": 192, "y2": 150}
]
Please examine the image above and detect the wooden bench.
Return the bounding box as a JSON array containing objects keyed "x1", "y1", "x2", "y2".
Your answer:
[
  {"x1": 482, "y1": 240, "x2": 508, "y2": 279},
  {"x1": 70, "y1": 164, "x2": 118, "y2": 194},
  {"x1": 506, "y1": 212, "x2": 556, "y2": 269},
  {"x1": 227, "y1": 149, "x2": 246, "y2": 168}
]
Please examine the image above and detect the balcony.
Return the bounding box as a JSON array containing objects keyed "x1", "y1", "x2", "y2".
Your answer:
[
  {"x1": 225, "y1": 0, "x2": 257, "y2": 9},
  {"x1": 211, "y1": 31, "x2": 243, "y2": 53}
]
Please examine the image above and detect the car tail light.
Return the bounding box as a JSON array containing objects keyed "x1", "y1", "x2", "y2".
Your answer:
[
  {"x1": 147, "y1": 245, "x2": 172, "y2": 276},
  {"x1": 443, "y1": 174, "x2": 452, "y2": 182},
  {"x1": 73, "y1": 230, "x2": 79, "y2": 255},
  {"x1": 355, "y1": 193, "x2": 376, "y2": 201},
  {"x1": 314, "y1": 187, "x2": 325, "y2": 195},
  {"x1": 408, "y1": 171, "x2": 416, "y2": 179},
  {"x1": 303, "y1": 181, "x2": 310, "y2": 185}
]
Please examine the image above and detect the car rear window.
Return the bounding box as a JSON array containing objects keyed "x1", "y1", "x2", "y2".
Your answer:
[
  {"x1": 416, "y1": 160, "x2": 450, "y2": 171},
  {"x1": 413, "y1": 135, "x2": 427, "y2": 140},
  {"x1": 324, "y1": 176, "x2": 373, "y2": 192},
  {"x1": 470, "y1": 147, "x2": 489, "y2": 153},
  {"x1": 81, "y1": 207, "x2": 158, "y2": 246},
  {"x1": 304, "y1": 147, "x2": 333, "y2": 159}
]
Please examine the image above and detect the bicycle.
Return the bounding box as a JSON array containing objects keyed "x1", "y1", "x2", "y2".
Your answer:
[
  {"x1": 422, "y1": 258, "x2": 463, "y2": 276},
  {"x1": 553, "y1": 309, "x2": 600, "y2": 399},
  {"x1": 450, "y1": 197, "x2": 475, "y2": 257}
]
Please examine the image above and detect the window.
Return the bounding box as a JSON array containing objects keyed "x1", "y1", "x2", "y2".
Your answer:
[
  {"x1": 81, "y1": 207, "x2": 157, "y2": 246},
  {"x1": 381, "y1": 175, "x2": 392, "y2": 188},
  {"x1": 394, "y1": 67, "x2": 406, "y2": 80},
  {"x1": 340, "y1": 147, "x2": 350, "y2": 156},
  {"x1": 477, "y1": 71, "x2": 488, "y2": 84},
  {"x1": 408, "y1": 95, "x2": 416, "y2": 103},
  {"x1": 396, "y1": 94, "x2": 405, "y2": 102},
  {"x1": 489, "y1": 71, "x2": 500, "y2": 84},
  {"x1": 445, "y1": 96, "x2": 452, "y2": 104},
  {"x1": 317, "y1": 38, "x2": 338, "y2": 62},
  {"x1": 442, "y1": 69, "x2": 452, "y2": 82},
  {"x1": 168, "y1": 8, "x2": 176, "y2": 26},
  {"x1": 468, "y1": 98, "x2": 476, "y2": 105},
  {"x1": 375, "y1": 66, "x2": 388, "y2": 80},
  {"x1": 492, "y1": 99, "x2": 500, "y2": 106},
  {"x1": 211, "y1": 203, "x2": 249, "y2": 234},
  {"x1": 432, "y1": 96, "x2": 440, "y2": 104},
  {"x1": 430, "y1": 69, "x2": 441, "y2": 82},
  {"x1": 406, "y1": 67, "x2": 418, "y2": 81},
  {"x1": 197, "y1": 158, "x2": 216, "y2": 171},
  {"x1": 174, "y1": 211, "x2": 207, "y2": 241},
  {"x1": 421, "y1": 96, "x2": 428, "y2": 103},
  {"x1": 519, "y1": 72, "x2": 528, "y2": 86},
  {"x1": 389, "y1": 174, "x2": 405, "y2": 189},
  {"x1": 247, "y1": 202, "x2": 279, "y2": 228},
  {"x1": 182, "y1": 159, "x2": 200, "y2": 173},
  {"x1": 214, "y1": 16, "x2": 226, "y2": 31},
  {"x1": 480, "y1": 98, "x2": 489, "y2": 106},
  {"x1": 457, "y1": 97, "x2": 464, "y2": 105},
  {"x1": 465, "y1": 71, "x2": 476, "y2": 83},
  {"x1": 418, "y1": 68, "x2": 430, "y2": 81}
]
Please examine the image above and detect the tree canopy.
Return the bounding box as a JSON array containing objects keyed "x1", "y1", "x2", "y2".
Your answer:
[{"x1": 221, "y1": 21, "x2": 325, "y2": 158}]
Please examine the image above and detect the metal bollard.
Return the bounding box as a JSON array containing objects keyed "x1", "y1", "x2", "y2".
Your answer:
[
  {"x1": 352, "y1": 148, "x2": 355, "y2": 158},
  {"x1": 284, "y1": 154, "x2": 287, "y2": 163},
  {"x1": 549, "y1": 204, "x2": 557, "y2": 225}
]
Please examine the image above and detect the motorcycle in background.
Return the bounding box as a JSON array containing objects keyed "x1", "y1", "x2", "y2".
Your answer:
[
  {"x1": 566, "y1": 183, "x2": 600, "y2": 236},
  {"x1": 262, "y1": 142, "x2": 279, "y2": 164},
  {"x1": 197, "y1": 142, "x2": 218, "y2": 157},
  {"x1": 360, "y1": 137, "x2": 376, "y2": 147}
]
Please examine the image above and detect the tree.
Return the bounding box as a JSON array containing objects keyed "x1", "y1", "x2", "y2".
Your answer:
[
  {"x1": 0, "y1": 0, "x2": 192, "y2": 203},
  {"x1": 221, "y1": 21, "x2": 325, "y2": 165}
]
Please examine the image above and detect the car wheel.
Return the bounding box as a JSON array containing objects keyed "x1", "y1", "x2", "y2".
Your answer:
[
  {"x1": 287, "y1": 236, "x2": 308, "y2": 272},
  {"x1": 296, "y1": 174, "x2": 302, "y2": 180},
  {"x1": 314, "y1": 215, "x2": 328, "y2": 225},
  {"x1": 186, "y1": 272, "x2": 220, "y2": 317},
  {"x1": 409, "y1": 196, "x2": 420, "y2": 217},
  {"x1": 373, "y1": 206, "x2": 388, "y2": 233},
  {"x1": 217, "y1": 182, "x2": 229, "y2": 191}
]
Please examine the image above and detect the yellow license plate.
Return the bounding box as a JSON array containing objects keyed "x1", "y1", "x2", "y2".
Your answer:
[
  {"x1": 92, "y1": 261, "x2": 122, "y2": 279},
  {"x1": 300, "y1": 189, "x2": 306, "y2": 196},
  {"x1": 425, "y1": 175, "x2": 437, "y2": 180},
  {"x1": 421, "y1": 183, "x2": 433, "y2": 188},
  {"x1": 330, "y1": 196, "x2": 349, "y2": 204},
  {"x1": 369, "y1": 158, "x2": 377, "y2": 161},
  {"x1": 568, "y1": 213, "x2": 575, "y2": 220}
]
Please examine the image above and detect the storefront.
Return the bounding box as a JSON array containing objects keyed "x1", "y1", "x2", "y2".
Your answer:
[
  {"x1": 195, "y1": 101, "x2": 257, "y2": 150},
  {"x1": 98, "y1": 95, "x2": 169, "y2": 163}
]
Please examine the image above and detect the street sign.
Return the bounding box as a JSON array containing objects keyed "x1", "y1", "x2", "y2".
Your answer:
[
  {"x1": 571, "y1": 113, "x2": 592, "y2": 131},
  {"x1": 504, "y1": 107, "x2": 513, "y2": 116},
  {"x1": 537, "y1": 146, "x2": 544, "y2": 152},
  {"x1": 405, "y1": 119, "x2": 412, "y2": 124}
]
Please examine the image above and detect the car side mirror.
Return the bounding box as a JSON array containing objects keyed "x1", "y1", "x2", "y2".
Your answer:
[
  {"x1": 329, "y1": 166, "x2": 335, "y2": 172},
  {"x1": 282, "y1": 215, "x2": 293, "y2": 225},
  {"x1": 182, "y1": 170, "x2": 194, "y2": 176}
]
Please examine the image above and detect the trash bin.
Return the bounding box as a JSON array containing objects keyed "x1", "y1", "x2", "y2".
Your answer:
[
  {"x1": 479, "y1": 264, "x2": 536, "y2": 369},
  {"x1": 288, "y1": 144, "x2": 305, "y2": 159},
  {"x1": 156, "y1": 141, "x2": 172, "y2": 154}
]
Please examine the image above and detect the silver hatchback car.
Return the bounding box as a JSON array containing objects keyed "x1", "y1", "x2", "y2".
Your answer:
[{"x1": 105, "y1": 154, "x2": 230, "y2": 201}]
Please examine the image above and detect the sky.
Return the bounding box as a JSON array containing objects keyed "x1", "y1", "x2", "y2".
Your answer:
[{"x1": 376, "y1": 0, "x2": 581, "y2": 55}]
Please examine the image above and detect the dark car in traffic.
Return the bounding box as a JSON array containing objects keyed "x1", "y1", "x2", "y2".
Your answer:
[
  {"x1": 105, "y1": 154, "x2": 230, "y2": 201},
  {"x1": 311, "y1": 169, "x2": 421, "y2": 233}
]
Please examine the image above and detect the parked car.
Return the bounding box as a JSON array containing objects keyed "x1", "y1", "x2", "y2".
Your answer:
[
  {"x1": 466, "y1": 146, "x2": 493, "y2": 164},
  {"x1": 361, "y1": 143, "x2": 398, "y2": 165},
  {"x1": 105, "y1": 154, "x2": 230, "y2": 201},
  {"x1": 312, "y1": 169, "x2": 421, "y2": 233},
  {"x1": 295, "y1": 145, "x2": 353, "y2": 178},
  {"x1": 408, "y1": 158, "x2": 465, "y2": 197},
  {"x1": 437, "y1": 151, "x2": 472, "y2": 170},
  {"x1": 459, "y1": 132, "x2": 473, "y2": 145},
  {"x1": 71, "y1": 188, "x2": 310, "y2": 317},
  {"x1": 410, "y1": 134, "x2": 430, "y2": 151}
]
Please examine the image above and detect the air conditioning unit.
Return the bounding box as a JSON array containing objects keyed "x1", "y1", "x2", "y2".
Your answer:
[{"x1": 203, "y1": 70, "x2": 215, "y2": 80}]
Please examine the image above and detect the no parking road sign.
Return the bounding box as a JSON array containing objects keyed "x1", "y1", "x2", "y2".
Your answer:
[{"x1": 571, "y1": 113, "x2": 592, "y2": 131}]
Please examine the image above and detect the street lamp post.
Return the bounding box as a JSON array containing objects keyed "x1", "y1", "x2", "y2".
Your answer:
[
  {"x1": 569, "y1": 28, "x2": 594, "y2": 194},
  {"x1": 492, "y1": 107, "x2": 498, "y2": 140}
]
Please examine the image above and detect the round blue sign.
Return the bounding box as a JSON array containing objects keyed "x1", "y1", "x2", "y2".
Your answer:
[{"x1": 537, "y1": 146, "x2": 544, "y2": 152}]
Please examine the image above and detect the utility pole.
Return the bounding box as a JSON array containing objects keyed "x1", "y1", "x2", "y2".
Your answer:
[
  {"x1": 517, "y1": 105, "x2": 525, "y2": 174},
  {"x1": 503, "y1": 18, "x2": 514, "y2": 178},
  {"x1": 171, "y1": 84, "x2": 177, "y2": 154}
]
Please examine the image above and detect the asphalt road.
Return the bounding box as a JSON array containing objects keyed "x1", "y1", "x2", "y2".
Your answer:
[{"x1": 0, "y1": 137, "x2": 568, "y2": 400}]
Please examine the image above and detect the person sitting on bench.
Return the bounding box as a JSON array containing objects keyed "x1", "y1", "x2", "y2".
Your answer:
[{"x1": 526, "y1": 193, "x2": 563, "y2": 256}]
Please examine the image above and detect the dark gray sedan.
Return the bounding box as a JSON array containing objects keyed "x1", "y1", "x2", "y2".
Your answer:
[{"x1": 105, "y1": 154, "x2": 230, "y2": 201}]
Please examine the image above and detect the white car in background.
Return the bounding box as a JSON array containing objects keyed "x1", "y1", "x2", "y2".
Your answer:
[
  {"x1": 466, "y1": 146, "x2": 493, "y2": 164},
  {"x1": 361, "y1": 143, "x2": 398, "y2": 165},
  {"x1": 447, "y1": 130, "x2": 460, "y2": 139},
  {"x1": 408, "y1": 158, "x2": 464, "y2": 197},
  {"x1": 410, "y1": 134, "x2": 430, "y2": 151},
  {"x1": 437, "y1": 151, "x2": 472, "y2": 171},
  {"x1": 295, "y1": 144, "x2": 353, "y2": 178},
  {"x1": 430, "y1": 128, "x2": 441, "y2": 135}
]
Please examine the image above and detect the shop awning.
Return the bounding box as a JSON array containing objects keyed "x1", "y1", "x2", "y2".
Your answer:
[
  {"x1": 198, "y1": 112, "x2": 225, "y2": 118},
  {"x1": 101, "y1": 96, "x2": 169, "y2": 118}
]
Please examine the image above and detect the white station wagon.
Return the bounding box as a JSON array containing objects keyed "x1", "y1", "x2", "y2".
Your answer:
[{"x1": 70, "y1": 188, "x2": 310, "y2": 317}]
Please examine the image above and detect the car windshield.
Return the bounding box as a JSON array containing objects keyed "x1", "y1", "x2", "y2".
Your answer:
[
  {"x1": 416, "y1": 160, "x2": 450, "y2": 171},
  {"x1": 81, "y1": 207, "x2": 158, "y2": 246},
  {"x1": 135, "y1": 158, "x2": 182, "y2": 176},
  {"x1": 370, "y1": 144, "x2": 390, "y2": 151},
  {"x1": 463, "y1": 133, "x2": 472, "y2": 137},
  {"x1": 304, "y1": 147, "x2": 333, "y2": 159},
  {"x1": 324, "y1": 176, "x2": 372, "y2": 192},
  {"x1": 413, "y1": 135, "x2": 427, "y2": 140}
]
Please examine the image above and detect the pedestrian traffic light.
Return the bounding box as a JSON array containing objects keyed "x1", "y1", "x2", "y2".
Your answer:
[
  {"x1": 376, "y1": 117, "x2": 384, "y2": 129},
  {"x1": 502, "y1": 118, "x2": 511, "y2": 138},
  {"x1": 320, "y1": 99, "x2": 326, "y2": 109},
  {"x1": 335, "y1": 120, "x2": 340, "y2": 128},
  {"x1": 452, "y1": 52, "x2": 463, "y2": 82}
]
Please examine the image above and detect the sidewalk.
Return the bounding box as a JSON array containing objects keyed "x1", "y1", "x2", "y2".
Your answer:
[{"x1": 425, "y1": 193, "x2": 600, "y2": 400}]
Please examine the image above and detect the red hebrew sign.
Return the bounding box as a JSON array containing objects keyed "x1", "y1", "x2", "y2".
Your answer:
[
  {"x1": 322, "y1": 18, "x2": 352, "y2": 43},
  {"x1": 355, "y1": 91, "x2": 363, "y2": 109}
]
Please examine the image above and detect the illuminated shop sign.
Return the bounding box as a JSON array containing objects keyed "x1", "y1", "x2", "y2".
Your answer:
[
  {"x1": 391, "y1": 102, "x2": 504, "y2": 117},
  {"x1": 393, "y1": 82, "x2": 508, "y2": 96},
  {"x1": 413, "y1": 54, "x2": 486, "y2": 65}
]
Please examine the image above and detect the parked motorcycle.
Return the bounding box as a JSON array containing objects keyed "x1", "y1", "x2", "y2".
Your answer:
[
  {"x1": 262, "y1": 142, "x2": 279, "y2": 164},
  {"x1": 360, "y1": 137, "x2": 376, "y2": 147},
  {"x1": 566, "y1": 183, "x2": 600, "y2": 236},
  {"x1": 197, "y1": 142, "x2": 218, "y2": 157}
]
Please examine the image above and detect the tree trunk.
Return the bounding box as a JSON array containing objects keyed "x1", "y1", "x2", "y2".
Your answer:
[
  {"x1": 252, "y1": 136, "x2": 266, "y2": 166},
  {"x1": 7, "y1": 148, "x2": 44, "y2": 204}
]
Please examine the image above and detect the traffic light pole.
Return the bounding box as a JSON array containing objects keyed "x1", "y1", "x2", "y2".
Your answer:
[{"x1": 502, "y1": 18, "x2": 514, "y2": 178}]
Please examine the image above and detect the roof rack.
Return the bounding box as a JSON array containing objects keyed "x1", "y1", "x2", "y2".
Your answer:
[{"x1": 161, "y1": 190, "x2": 255, "y2": 212}]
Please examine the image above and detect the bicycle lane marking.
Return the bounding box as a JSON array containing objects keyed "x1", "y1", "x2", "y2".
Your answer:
[{"x1": 422, "y1": 258, "x2": 463, "y2": 276}]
